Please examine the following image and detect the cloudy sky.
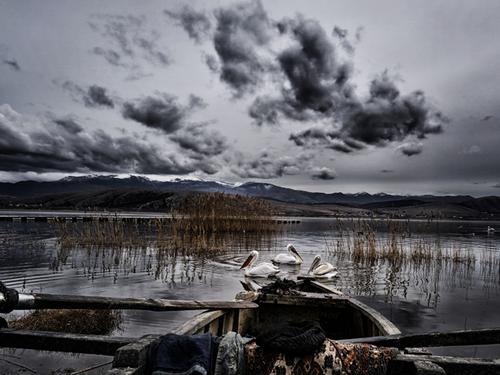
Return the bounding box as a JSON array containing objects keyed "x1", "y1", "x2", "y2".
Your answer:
[{"x1": 1, "y1": 0, "x2": 499, "y2": 196}]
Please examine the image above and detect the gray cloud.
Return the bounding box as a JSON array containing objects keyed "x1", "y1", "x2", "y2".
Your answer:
[
  {"x1": 212, "y1": 0, "x2": 274, "y2": 97},
  {"x1": 311, "y1": 167, "x2": 336, "y2": 180},
  {"x1": 481, "y1": 115, "x2": 493, "y2": 122},
  {"x1": 122, "y1": 94, "x2": 204, "y2": 133},
  {"x1": 2, "y1": 59, "x2": 20, "y2": 71},
  {"x1": 171, "y1": 1, "x2": 444, "y2": 155},
  {"x1": 84, "y1": 85, "x2": 114, "y2": 108},
  {"x1": 332, "y1": 25, "x2": 354, "y2": 54},
  {"x1": 170, "y1": 123, "x2": 228, "y2": 157},
  {"x1": 229, "y1": 151, "x2": 311, "y2": 179},
  {"x1": 52, "y1": 118, "x2": 84, "y2": 133},
  {"x1": 60, "y1": 81, "x2": 114, "y2": 108},
  {"x1": 0, "y1": 104, "x2": 212, "y2": 175},
  {"x1": 164, "y1": 5, "x2": 212, "y2": 43},
  {"x1": 89, "y1": 14, "x2": 170, "y2": 68},
  {"x1": 380, "y1": 169, "x2": 394, "y2": 173},
  {"x1": 398, "y1": 142, "x2": 423, "y2": 156}
]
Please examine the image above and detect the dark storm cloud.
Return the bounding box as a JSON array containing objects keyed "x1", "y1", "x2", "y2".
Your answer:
[
  {"x1": 170, "y1": 123, "x2": 227, "y2": 157},
  {"x1": 60, "y1": 81, "x2": 115, "y2": 108},
  {"x1": 270, "y1": 17, "x2": 355, "y2": 116},
  {"x1": 212, "y1": 0, "x2": 274, "y2": 97},
  {"x1": 398, "y1": 142, "x2": 423, "y2": 157},
  {"x1": 164, "y1": 2, "x2": 445, "y2": 155},
  {"x1": 0, "y1": 104, "x2": 211, "y2": 175},
  {"x1": 311, "y1": 167, "x2": 336, "y2": 180},
  {"x1": 164, "y1": 5, "x2": 212, "y2": 43},
  {"x1": 2, "y1": 59, "x2": 20, "y2": 71},
  {"x1": 122, "y1": 94, "x2": 204, "y2": 133},
  {"x1": 247, "y1": 14, "x2": 447, "y2": 154},
  {"x1": 89, "y1": 14, "x2": 170, "y2": 68}
]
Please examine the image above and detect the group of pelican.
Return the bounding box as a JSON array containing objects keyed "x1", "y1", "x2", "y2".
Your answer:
[{"x1": 239, "y1": 244, "x2": 338, "y2": 279}]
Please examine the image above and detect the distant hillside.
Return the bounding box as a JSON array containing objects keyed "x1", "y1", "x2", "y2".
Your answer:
[{"x1": 0, "y1": 175, "x2": 498, "y2": 219}]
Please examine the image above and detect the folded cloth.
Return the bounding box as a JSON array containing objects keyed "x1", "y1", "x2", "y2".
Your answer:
[
  {"x1": 256, "y1": 321, "x2": 326, "y2": 356},
  {"x1": 150, "y1": 333, "x2": 219, "y2": 375},
  {"x1": 214, "y1": 332, "x2": 253, "y2": 375}
]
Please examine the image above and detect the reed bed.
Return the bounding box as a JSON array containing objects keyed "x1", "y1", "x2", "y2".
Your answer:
[
  {"x1": 170, "y1": 192, "x2": 278, "y2": 235},
  {"x1": 9, "y1": 309, "x2": 122, "y2": 334},
  {"x1": 328, "y1": 218, "x2": 500, "y2": 307},
  {"x1": 50, "y1": 193, "x2": 281, "y2": 279},
  {"x1": 330, "y1": 218, "x2": 477, "y2": 267}
]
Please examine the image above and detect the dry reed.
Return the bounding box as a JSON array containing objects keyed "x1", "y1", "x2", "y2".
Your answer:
[{"x1": 9, "y1": 309, "x2": 122, "y2": 334}]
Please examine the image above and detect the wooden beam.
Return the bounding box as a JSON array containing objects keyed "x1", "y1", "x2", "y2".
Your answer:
[
  {"x1": 340, "y1": 328, "x2": 500, "y2": 348},
  {"x1": 390, "y1": 354, "x2": 500, "y2": 375},
  {"x1": 13, "y1": 293, "x2": 258, "y2": 311},
  {"x1": 0, "y1": 328, "x2": 134, "y2": 355}
]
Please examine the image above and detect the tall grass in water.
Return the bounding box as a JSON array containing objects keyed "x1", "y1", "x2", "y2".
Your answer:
[
  {"x1": 171, "y1": 193, "x2": 277, "y2": 234},
  {"x1": 329, "y1": 218, "x2": 497, "y2": 306},
  {"x1": 52, "y1": 193, "x2": 280, "y2": 278},
  {"x1": 331, "y1": 218, "x2": 476, "y2": 267}
]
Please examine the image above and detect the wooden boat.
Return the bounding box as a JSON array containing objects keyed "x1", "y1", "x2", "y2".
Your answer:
[
  {"x1": 172, "y1": 279, "x2": 400, "y2": 339},
  {"x1": 108, "y1": 279, "x2": 401, "y2": 374},
  {"x1": 3, "y1": 280, "x2": 500, "y2": 374}
]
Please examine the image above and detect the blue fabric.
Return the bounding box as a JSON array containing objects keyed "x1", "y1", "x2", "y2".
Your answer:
[{"x1": 150, "y1": 333, "x2": 219, "y2": 375}]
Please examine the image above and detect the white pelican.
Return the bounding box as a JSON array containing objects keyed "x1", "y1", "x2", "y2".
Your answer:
[
  {"x1": 273, "y1": 244, "x2": 303, "y2": 264},
  {"x1": 240, "y1": 250, "x2": 280, "y2": 278},
  {"x1": 307, "y1": 255, "x2": 338, "y2": 279}
]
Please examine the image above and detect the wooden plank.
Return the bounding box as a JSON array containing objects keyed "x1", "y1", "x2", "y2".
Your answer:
[
  {"x1": 346, "y1": 298, "x2": 401, "y2": 336},
  {"x1": 391, "y1": 353, "x2": 500, "y2": 375},
  {"x1": 13, "y1": 293, "x2": 258, "y2": 311},
  {"x1": 308, "y1": 280, "x2": 343, "y2": 295},
  {"x1": 0, "y1": 328, "x2": 134, "y2": 355},
  {"x1": 257, "y1": 292, "x2": 348, "y2": 306},
  {"x1": 341, "y1": 328, "x2": 500, "y2": 348},
  {"x1": 413, "y1": 360, "x2": 446, "y2": 374},
  {"x1": 112, "y1": 335, "x2": 160, "y2": 369},
  {"x1": 172, "y1": 310, "x2": 226, "y2": 335}
]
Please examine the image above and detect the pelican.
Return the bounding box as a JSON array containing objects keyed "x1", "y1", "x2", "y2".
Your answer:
[
  {"x1": 487, "y1": 226, "x2": 496, "y2": 234},
  {"x1": 273, "y1": 244, "x2": 303, "y2": 264},
  {"x1": 307, "y1": 255, "x2": 338, "y2": 279},
  {"x1": 240, "y1": 250, "x2": 280, "y2": 278}
]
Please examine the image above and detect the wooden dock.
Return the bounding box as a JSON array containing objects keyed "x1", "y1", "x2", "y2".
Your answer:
[{"x1": 0, "y1": 211, "x2": 301, "y2": 224}]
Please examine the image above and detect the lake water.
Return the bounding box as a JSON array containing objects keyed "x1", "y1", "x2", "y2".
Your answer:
[{"x1": 0, "y1": 216, "x2": 499, "y2": 372}]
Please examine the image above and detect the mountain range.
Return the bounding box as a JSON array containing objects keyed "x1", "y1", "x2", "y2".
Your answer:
[{"x1": 0, "y1": 175, "x2": 499, "y2": 219}]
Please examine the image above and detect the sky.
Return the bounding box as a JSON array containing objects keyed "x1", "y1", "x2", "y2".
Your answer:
[{"x1": 0, "y1": 0, "x2": 499, "y2": 196}]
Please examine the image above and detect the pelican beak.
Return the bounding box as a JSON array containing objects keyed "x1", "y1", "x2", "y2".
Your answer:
[
  {"x1": 240, "y1": 254, "x2": 254, "y2": 269},
  {"x1": 307, "y1": 258, "x2": 319, "y2": 274},
  {"x1": 290, "y1": 246, "x2": 303, "y2": 262}
]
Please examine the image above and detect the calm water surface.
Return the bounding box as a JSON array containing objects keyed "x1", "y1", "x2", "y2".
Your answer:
[{"x1": 0, "y1": 217, "x2": 499, "y2": 371}]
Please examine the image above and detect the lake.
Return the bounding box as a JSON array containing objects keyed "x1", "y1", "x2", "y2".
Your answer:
[{"x1": 0, "y1": 216, "x2": 499, "y2": 372}]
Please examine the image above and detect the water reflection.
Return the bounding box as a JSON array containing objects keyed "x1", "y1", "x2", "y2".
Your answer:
[{"x1": 0, "y1": 218, "x2": 499, "y2": 337}]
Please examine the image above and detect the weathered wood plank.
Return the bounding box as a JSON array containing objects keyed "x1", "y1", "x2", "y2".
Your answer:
[
  {"x1": 391, "y1": 354, "x2": 500, "y2": 375},
  {"x1": 172, "y1": 310, "x2": 226, "y2": 335},
  {"x1": 14, "y1": 293, "x2": 258, "y2": 311},
  {"x1": 341, "y1": 328, "x2": 500, "y2": 348},
  {"x1": 346, "y1": 298, "x2": 401, "y2": 336},
  {"x1": 0, "y1": 328, "x2": 134, "y2": 355},
  {"x1": 112, "y1": 335, "x2": 160, "y2": 369}
]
